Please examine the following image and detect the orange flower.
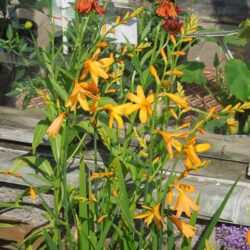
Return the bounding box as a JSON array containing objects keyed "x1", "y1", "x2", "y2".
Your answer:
[
  {"x1": 74, "y1": 0, "x2": 105, "y2": 15},
  {"x1": 154, "y1": 130, "x2": 189, "y2": 159},
  {"x1": 166, "y1": 70, "x2": 184, "y2": 76},
  {"x1": 172, "y1": 182, "x2": 199, "y2": 218},
  {"x1": 90, "y1": 171, "x2": 114, "y2": 179},
  {"x1": 161, "y1": 92, "x2": 188, "y2": 108},
  {"x1": 169, "y1": 216, "x2": 195, "y2": 239},
  {"x1": 102, "y1": 103, "x2": 134, "y2": 129},
  {"x1": 97, "y1": 215, "x2": 107, "y2": 223},
  {"x1": 126, "y1": 85, "x2": 155, "y2": 123},
  {"x1": 134, "y1": 201, "x2": 166, "y2": 229},
  {"x1": 160, "y1": 48, "x2": 167, "y2": 63},
  {"x1": 66, "y1": 80, "x2": 97, "y2": 111},
  {"x1": 0, "y1": 170, "x2": 21, "y2": 178},
  {"x1": 98, "y1": 41, "x2": 109, "y2": 48},
  {"x1": 172, "y1": 51, "x2": 186, "y2": 56},
  {"x1": 47, "y1": 112, "x2": 66, "y2": 138},
  {"x1": 80, "y1": 48, "x2": 114, "y2": 85},
  {"x1": 29, "y1": 186, "x2": 36, "y2": 200},
  {"x1": 183, "y1": 137, "x2": 211, "y2": 170},
  {"x1": 149, "y1": 65, "x2": 160, "y2": 83},
  {"x1": 156, "y1": 0, "x2": 177, "y2": 17},
  {"x1": 247, "y1": 230, "x2": 250, "y2": 246}
]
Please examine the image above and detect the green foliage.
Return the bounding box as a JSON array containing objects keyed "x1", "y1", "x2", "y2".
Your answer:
[
  {"x1": 179, "y1": 61, "x2": 207, "y2": 84},
  {"x1": 1, "y1": 3, "x2": 246, "y2": 250},
  {"x1": 239, "y1": 18, "x2": 250, "y2": 40},
  {"x1": 225, "y1": 59, "x2": 250, "y2": 102},
  {"x1": 197, "y1": 178, "x2": 239, "y2": 250}
]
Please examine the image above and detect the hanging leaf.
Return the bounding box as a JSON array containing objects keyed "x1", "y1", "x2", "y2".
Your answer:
[
  {"x1": 225, "y1": 59, "x2": 250, "y2": 102},
  {"x1": 179, "y1": 61, "x2": 207, "y2": 84}
]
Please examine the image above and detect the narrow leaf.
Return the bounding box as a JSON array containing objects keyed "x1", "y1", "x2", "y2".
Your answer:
[
  {"x1": 32, "y1": 120, "x2": 48, "y2": 155},
  {"x1": 197, "y1": 178, "x2": 239, "y2": 250}
]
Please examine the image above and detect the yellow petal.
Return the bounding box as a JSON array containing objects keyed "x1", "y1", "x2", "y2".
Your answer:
[
  {"x1": 137, "y1": 85, "x2": 145, "y2": 100},
  {"x1": 165, "y1": 93, "x2": 187, "y2": 108},
  {"x1": 170, "y1": 216, "x2": 195, "y2": 239},
  {"x1": 195, "y1": 143, "x2": 211, "y2": 153},
  {"x1": 92, "y1": 48, "x2": 101, "y2": 61},
  {"x1": 113, "y1": 113, "x2": 124, "y2": 129},
  {"x1": 127, "y1": 93, "x2": 143, "y2": 104},
  {"x1": 247, "y1": 230, "x2": 250, "y2": 246},
  {"x1": 78, "y1": 93, "x2": 90, "y2": 111},
  {"x1": 29, "y1": 186, "x2": 36, "y2": 200},
  {"x1": 134, "y1": 211, "x2": 152, "y2": 219},
  {"x1": 139, "y1": 106, "x2": 148, "y2": 123},
  {"x1": 146, "y1": 94, "x2": 155, "y2": 104},
  {"x1": 98, "y1": 57, "x2": 114, "y2": 67},
  {"x1": 97, "y1": 215, "x2": 108, "y2": 223},
  {"x1": 123, "y1": 103, "x2": 140, "y2": 115}
]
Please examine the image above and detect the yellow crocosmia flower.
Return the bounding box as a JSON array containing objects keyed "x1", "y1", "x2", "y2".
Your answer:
[
  {"x1": 162, "y1": 93, "x2": 188, "y2": 108},
  {"x1": 226, "y1": 117, "x2": 239, "y2": 135},
  {"x1": 169, "y1": 216, "x2": 196, "y2": 239},
  {"x1": 160, "y1": 48, "x2": 167, "y2": 63},
  {"x1": 102, "y1": 103, "x2": 133, "y2": 129},
  {"x1": 115, "y1": 16, "x2": 121, "y2": 24},
  {"x1": 167, "y1": 189, "x2": 173, "y2": 205},
  {"x1": 172, "y1": 51, "x2": 186, "y2": 56},
  {"x1": 47, "y1": 112, "x2": 66, "y2": 138},
  {"x1": 173, "y1": 136, "x2": 210, "y2": 170},
  {"x1": 149, "y1": 65, "x2": 160, "y2": 82},
  {"x1": 169, "y1": 108, "x2": 178, "y2": 119},
  {"x1": 178, "y1": 184, "x2": 195, "y2": 193},
  {"x1": 65, "y1": 80, "x2": 98, "y2": 111},
  {"x1": 247, "y1": 230, "x2": 250, "y2": 246},
  {"x1": 181, "y1": 38, "x2": 193, "y2": 43},
  {"x1": 29, "y1": 186, "x2": 36, "y2": 200},
  {"x1": 97, "y1": 215, "x2": 108, "y2": 223},
  {"x1": 173, "y1": 184, "x2": 200, "y2": 218},
  {"x1": 80, "y1": 48, "x2": 114, "y2": 85},
  {"x1": 126, "y1": 85, "x2": 155, "y2": 124},
  {"x1": 0, "y1": 170, "x2": 21, "y2": 178},
  {"x1": 170, "y1": 34, "x2": 176, "y2": 45},
  {"x1": 166, "y1": 70, "x2": 184, "y2": 76},
  {"x1": 101, "y1": 24, "x2": 107, "y2": 34},
  {"x1": 134, "y1": 202, "x2": 166, "y2": 230},
  {"x1": 222, "y1": 104, "x2": 233, "y2": 112},
  {"x1": 98, "y1": 41, "x2": 109, "y2": 48},
  {"x1": 154, "y1": 130, "x2": 189, "y2": 159},
  {"x1": 180, "y1": 27, "x2": 184, "y2": 36},
  {"x1": 195, "y1": 143, "x2": 211, "y2": 153},
  {"x1": 90, "y1": 171, "x2": 114, "y2": 180},
  {"x1": 74, "y1": 196, "x2": 88, "y2": 203}
]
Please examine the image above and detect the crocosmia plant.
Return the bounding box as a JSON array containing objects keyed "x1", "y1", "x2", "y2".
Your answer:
[{"x1": 2, "y1": 0, "x2": 250, "y2": 249}]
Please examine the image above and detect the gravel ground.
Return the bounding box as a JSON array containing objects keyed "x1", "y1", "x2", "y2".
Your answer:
[{"x1": 0, "y1": 183, "x2": 219, "y2": 249}]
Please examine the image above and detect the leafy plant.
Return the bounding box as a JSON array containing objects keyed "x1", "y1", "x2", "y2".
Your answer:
[{"x1": 0, "y1": 1, "x2": 248, "y2": 249}]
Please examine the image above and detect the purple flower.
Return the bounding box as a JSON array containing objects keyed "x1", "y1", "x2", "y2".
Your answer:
[{"x1": 216, "y1": 224, "x2": 250, "y2": 250}]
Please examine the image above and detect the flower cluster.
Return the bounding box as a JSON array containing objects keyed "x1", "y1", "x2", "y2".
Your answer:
[
  {"x1": 216, "y1": 224, "x2": 250, "y2": 250},
  {"x1": 156, "y1": 0, "x2": 183, "y2": 35},
  {"x1": 73, "y1": 0, "x2": 105, "y2": 15}
]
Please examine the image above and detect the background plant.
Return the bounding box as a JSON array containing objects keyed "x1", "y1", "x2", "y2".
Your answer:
[{"x1": 0, "y1": 0, "x2": 248, "y2": 249}]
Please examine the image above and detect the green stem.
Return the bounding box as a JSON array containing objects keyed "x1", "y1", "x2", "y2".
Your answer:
[
  {"x1": 61, "y1": 124, "x2": 74, "y2": 249},
  {"x1": 79, "y1": 153, "x2": 90, "y2": 249}
]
